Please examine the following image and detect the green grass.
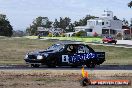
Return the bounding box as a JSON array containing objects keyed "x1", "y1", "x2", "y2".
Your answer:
[
  {"x1": 89, "y1": 45, "x2": 132, "y2": 65},
  {"x1": 0, "y1": 37, "x2": 55, "y2": 65},
  {"x1": 0, "y1": 36, "x2": 132, "y2": 65},
  {"x1": 24, "y1": 36, "x2": 102, "y2": 43}
]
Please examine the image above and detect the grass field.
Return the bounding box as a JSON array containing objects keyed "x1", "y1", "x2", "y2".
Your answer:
[
  {"x1": 25, "y1": 36, "x2": 102, "y2": 43},
  {"x1": 0, "y1": 36, "x2": 132, "y2": 88},
  {"x1": 0, "y1": 37, "x2": 55, "y2": 65},
  {"x1": 0, "y1": 36, "x2": 132, "y2": 65}
]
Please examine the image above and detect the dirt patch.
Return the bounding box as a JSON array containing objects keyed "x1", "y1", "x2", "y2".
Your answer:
[{"x1": 0, "y1": 70, "x2": 131, "y2": 88}]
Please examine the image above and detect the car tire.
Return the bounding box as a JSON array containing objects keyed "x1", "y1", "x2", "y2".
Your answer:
[{"x1": 31, "y1": 64, "x2": 40, "y2": 68}]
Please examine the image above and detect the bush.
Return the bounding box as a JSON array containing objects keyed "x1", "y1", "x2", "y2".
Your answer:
[
  {"x1": 48, "y1": 33, "x2": 52, "y2": 37},
  {"x1": 75, "y1": 31, "x2": 87, "y2": 37},
  {"x1": 116, "y1": 32, "x2": 122, "y2": 37},
  {"x1": 72, "y1": 33, "x2": 76, "y2": 37},
  {"x1": 116, "y1": 32, "x2": 122, "y2": 39},
  {"x1": 60, "y1": 33, "x2": 65, "y2": 37}
]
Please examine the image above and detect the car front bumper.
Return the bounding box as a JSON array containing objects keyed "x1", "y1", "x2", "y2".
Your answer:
[{"x1": 24, "y1": 59, "x2": 46, "y2": 65}]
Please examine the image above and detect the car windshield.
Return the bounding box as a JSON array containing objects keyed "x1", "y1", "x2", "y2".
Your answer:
[{"x1": 46, "y1": 44, "x2": 64, "y2": 51}]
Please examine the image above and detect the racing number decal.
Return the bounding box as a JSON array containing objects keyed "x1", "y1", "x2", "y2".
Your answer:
[
  {"x1": 62, "y1": 53, "x2": 96, "y2": 63},
  {"x1": 62, "y1": 55, "x2": 69, "y2": 63}
]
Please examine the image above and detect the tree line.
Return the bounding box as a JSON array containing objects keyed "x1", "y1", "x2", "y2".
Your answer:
[{"x1": 26, "y1": 15, "x2": 97, "y2": 35}]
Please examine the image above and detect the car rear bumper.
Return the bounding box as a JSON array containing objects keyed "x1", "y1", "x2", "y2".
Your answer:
[{"x1": 108, "y1": 40, "x2": 117, "y2": 43}]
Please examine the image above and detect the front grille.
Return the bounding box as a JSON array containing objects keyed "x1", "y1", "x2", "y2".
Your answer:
[{"x1": 28, "y1": 55, "x2": 37, "y2": 59}]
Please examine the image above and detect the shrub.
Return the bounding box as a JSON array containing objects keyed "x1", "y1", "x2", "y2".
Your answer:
[
  {"x1": 116, "y1": 32, "x2": 122, "y2": 37},
  {"x1": 48, "y1": 33, "x2": 52, "y2": 37},
  {"x1": 75, "y1": 31, "x2": 87, "y2": 37},
  {"x1": 116, "y1": 32, "x2": 122, "y2": 40},
  {"x1": 60, "y1": 33, "x2": 65, "y2": 37}
]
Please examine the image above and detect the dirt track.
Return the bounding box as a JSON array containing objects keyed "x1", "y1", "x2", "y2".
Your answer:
[
  {"x1": 0, "y1": 65, "x2": 132, "y2": 70},
  {"x1": 0, "y1": 69, "x2": 131, "y2": 88}
]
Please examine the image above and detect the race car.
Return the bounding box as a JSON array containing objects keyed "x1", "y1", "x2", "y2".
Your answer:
[
  {"x1": 24, "y1": 42, "x2": 105, "y2": 68},
  {"x1": 102, "y1": 36, "x2": 117, "y2": 44}
]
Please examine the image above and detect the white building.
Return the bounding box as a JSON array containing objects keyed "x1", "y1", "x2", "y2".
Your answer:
[{"x1": 75, "y1": 10, "x2": 122, "y2": 36}]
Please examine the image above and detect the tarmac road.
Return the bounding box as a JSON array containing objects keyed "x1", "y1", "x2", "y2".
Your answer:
[{"x1": 0, "y1": 65, "x2": 132, "y2": 70}]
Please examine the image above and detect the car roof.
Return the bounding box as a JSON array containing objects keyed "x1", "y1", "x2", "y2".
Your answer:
[{"x1": 56, "y1": 40, "x2": 85, "y2": 45}]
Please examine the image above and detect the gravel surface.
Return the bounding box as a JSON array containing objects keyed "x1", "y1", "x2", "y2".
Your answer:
[{"x1": 0, "y1": 70, "x2": 131, "y2": 88}]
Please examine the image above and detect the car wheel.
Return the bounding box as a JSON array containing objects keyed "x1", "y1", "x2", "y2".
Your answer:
[
  {"x1": 86, "y1": 61, "x2": 96, "y2": 68},
  {"x1": 31, "y1": 64, "x2": 40, "y2": 68}
]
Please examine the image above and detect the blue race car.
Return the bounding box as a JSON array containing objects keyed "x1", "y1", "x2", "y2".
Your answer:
[{"x1": 24, "y1": 42, "x2": 105, "y2": 68}]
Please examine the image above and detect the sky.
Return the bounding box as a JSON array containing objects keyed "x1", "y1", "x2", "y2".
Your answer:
[{"x1": 0, "y1": 0, "x2": 132, "y2": 31}]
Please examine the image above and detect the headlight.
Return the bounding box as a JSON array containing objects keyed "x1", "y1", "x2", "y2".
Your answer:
[
  {"x1": 25, "y1": 54, "x2": 28, "y2": 59},
  {"x1": 37, "y1": 55, "x2": 43, "y2": 60}
]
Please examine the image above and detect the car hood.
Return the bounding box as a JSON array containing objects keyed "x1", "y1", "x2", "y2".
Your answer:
[{"x1": 28, "y1": 49, "x2": 58, "y2": 55}]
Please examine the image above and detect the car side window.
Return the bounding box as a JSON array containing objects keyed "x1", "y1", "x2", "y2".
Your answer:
[
  {"x1": 66, "y1": 45, "x2": 76, "y2": 53},
  {"x1": 77, "y1": 45, "x2": 89, "y2": 53}
]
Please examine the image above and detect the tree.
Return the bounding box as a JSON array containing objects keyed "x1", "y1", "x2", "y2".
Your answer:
[
  {"x1": 73, "y1": 15, "x2": 97, "y2": 26},
  {"x1": 113, "y1": 16, "x2": 119, "y2": 20},
  {"x1": 0, "y1": 14, "x2": 13, "y2": 37},
  {"x1": 53, "y1": 17, "x2": 71, "y2": 31},
  {"x1": 53, "y1": 19, "x2": 59, "y2": 28},
  {"x1": 26, "y1": 16, "x2": 52, "y2": 35},
  {"x1": 59, "y1": 17, "x2": 71, "y2": 29},
  {"x1": 66, "y1": 23, "x2": 74, "y2": 32},
  {"x1": 73, "y1": 21, "x2": 80, "y2": 26},
  {"x1": 128, "y1": 1, "x2": 132, "y2": 8},
  {"x1": 122, "y1": 18, "x2": 129, "y2": 26}
]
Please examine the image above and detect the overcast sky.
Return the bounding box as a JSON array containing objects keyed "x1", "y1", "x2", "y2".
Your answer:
[{"x1": 0, "y1": 0, "x2": 132, "y2": 30}]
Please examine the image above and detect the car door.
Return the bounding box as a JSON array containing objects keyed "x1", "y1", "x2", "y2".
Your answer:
[
  {"x1": 61, "y1": 44, "x2": 91, "y2": 65},
  {"x1": 61, "y1": 44, "x2": 77, "y2": 65},
  {"x1": 75, "y1": 45, "x2": 90, "y2": 64}
]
